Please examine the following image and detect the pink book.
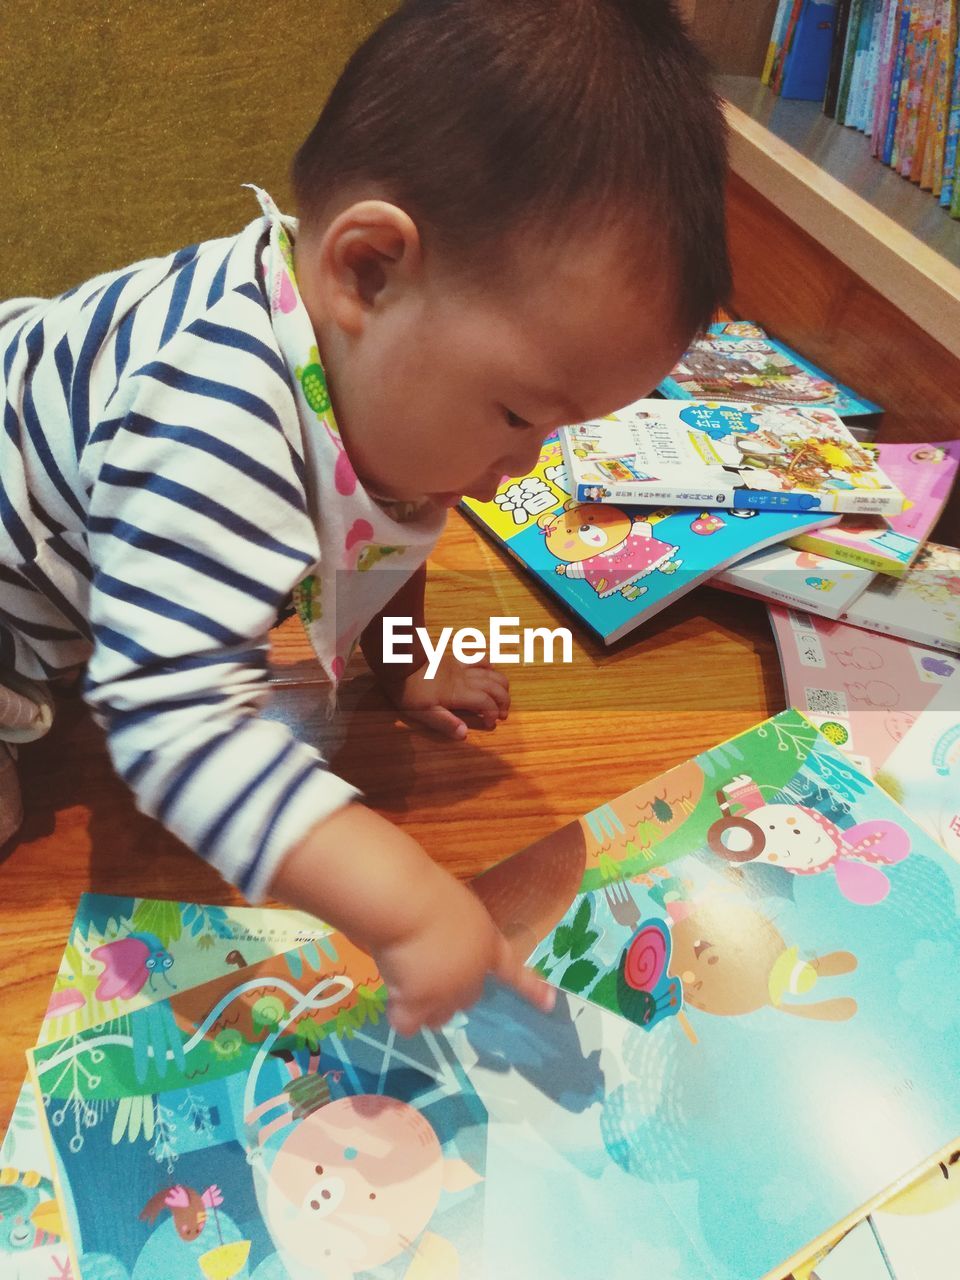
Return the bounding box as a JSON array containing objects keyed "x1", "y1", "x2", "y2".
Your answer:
[
  {"x1": 770, "y1": 604, "x2": 959, "y2": 777},
  {"x1": 789, "y1": 439, "x2": 960, "y2": 576}
]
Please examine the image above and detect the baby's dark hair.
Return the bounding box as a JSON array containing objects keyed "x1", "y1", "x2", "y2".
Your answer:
[{"x1": 292, "y1": 0, "x2": 730, "y2": 336}]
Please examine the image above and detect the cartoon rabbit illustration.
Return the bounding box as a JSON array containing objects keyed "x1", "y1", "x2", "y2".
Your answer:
[
  {"x1": 538, "y1": 501, "x2": 681, "y2": 600},
  {"x1": 244, "y1": 1053, "x2": 481, "y2": 1279},
  {"x1": 706, "y1": 774, "x2": 910, "y2": 905},
  {"x1": 666, "y1": 896, "x2": 857, "y2": 1021}
]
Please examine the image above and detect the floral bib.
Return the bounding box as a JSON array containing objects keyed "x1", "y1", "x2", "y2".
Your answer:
[{"x1": 251, "y1": 187, "x2": 446, "y2": 695}]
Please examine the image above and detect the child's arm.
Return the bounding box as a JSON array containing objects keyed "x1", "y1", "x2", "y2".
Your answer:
[
  {"x1": 270, "y1": 801, "x2": 553, "y2": 1033},
  {"x1": 360, "y1": 564, "x2": 510, "y2": 738}
]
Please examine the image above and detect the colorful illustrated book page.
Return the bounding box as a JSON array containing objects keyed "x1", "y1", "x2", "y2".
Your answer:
[
  {"x1": 658, "y1": 321, "x2": 882, "y2": 421},
  {"x1": 769, "y1": 605, "x2": 960, "y2": 777},
  {"x1": 715, "y1": 543, "x2": 876, "y2": 619},
  {"x1": 844, "y1": 542, "x2": 960, "y2": 652},
  {"x1": 460, "y1": 433, "x2": 837, "y2": 646},
  {"x1": 880, "y1": 673, "x2": 960, "y2": 859},
  {"x1": 558, "y1": 400, "x2": 902, "y2": 514},
  {"x1": 0, "y1": 895, "x2": 331, "y2": 1280},
  {"x1": 470, "y1": 709, "x2": 960, "y2": 1279},
  {"x1": 17, "y1": 712, "x2": 960, "y2": 1280},
  {"x1": 790, "y1": 440, "x2": 960, "y2": 577}
]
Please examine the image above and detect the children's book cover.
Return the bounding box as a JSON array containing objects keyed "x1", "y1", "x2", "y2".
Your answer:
[
  {"x1": 878, "y1": 672, "x2": 960, "y2": 856},
  {"x1": 0, "y1": 896, "x2": 330, "y2": 1280},
  {"x1": 658, "y1": 322, "x2": 883, "y2": 422},
  {"x1": 843, "y1": 541, "x2": 960, "y2": 651},
  {"x1": 459, "y1": 434, "x2": 838, "y2": 646},
  {"x1": 789, "y1": 439, "x2": 960, "y2": 576},
  {"x1": 769, "y1": 604, "x2": 959, "y2": 777},
  {"x1": 781, "y1": 0, "x2": 841, "y2": 101},
  {"x1": 716, "y1": 544, "x2": 877, "y2": 619},
  {"x1": 559, "y1": 400, "x2": 902, "y2": 514},
  {"x1": 471, "y1": 709, "x2": 960, "y2": 1279}
]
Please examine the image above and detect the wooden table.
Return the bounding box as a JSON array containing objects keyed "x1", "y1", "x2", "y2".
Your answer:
[{"x1": 0, "y1": 508, "x2": 784, "y2": 1134}]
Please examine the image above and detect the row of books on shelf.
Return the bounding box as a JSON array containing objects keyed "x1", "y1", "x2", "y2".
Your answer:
[{"x1": 762, "y1": 0, "x2": 960, "y2": 218}]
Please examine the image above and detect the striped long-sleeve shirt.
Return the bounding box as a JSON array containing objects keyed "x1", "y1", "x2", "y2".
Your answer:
[{"x1": 0, "y1": 211, "x2": 361, "y2": 899}]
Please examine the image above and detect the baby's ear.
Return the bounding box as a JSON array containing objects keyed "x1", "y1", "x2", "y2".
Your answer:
[
  {"x1": 536, "y1": 512, "x2": 556, "y2": 529},
  {"x1": 563, "y1": 500, "x2": 578, "y2": 512},
  {"x1": 442, "y1": 1158, "x2": 483, "y2": 1194}
]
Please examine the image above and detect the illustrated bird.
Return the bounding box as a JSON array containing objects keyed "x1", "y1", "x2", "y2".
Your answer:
[{"x1": 140, "y1": 1184, "x2": 223, "y2": 1241}]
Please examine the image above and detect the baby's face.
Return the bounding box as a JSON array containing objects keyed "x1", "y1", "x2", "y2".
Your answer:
[{"x1": 299, "y1": 219, "x2": 688, "y2": 506}]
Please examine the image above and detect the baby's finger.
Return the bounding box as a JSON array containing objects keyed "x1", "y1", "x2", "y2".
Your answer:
[
  {"x1": 492, "y1": 935, "x2": 556, "y2": 1014},
  {"x1": 415, "y1": 705, "x2": 468, "y2": 741},
  {"x1": 458, "y1": 686, "x2": 502, "y2": 727},
  {"x1": 477, "y1": 669, "x2": 510, "y2": 718}
]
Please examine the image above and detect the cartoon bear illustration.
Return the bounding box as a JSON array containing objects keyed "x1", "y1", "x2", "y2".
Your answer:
[
  {"x1": 666, "y1": 896, "x2": 857, "y2": 1021},
  {"x1": 537, "y1": 501, "x2": 681, "y2": 600}
]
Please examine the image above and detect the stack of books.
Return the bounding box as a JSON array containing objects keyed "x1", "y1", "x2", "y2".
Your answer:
[{"x1": 763, "y1": 0, "x2": 960, "y2": 219}]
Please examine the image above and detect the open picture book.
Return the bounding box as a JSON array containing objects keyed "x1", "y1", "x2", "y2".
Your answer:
[{"x1": 6, "y1": 711, "x2": 960, "y2": 1280}]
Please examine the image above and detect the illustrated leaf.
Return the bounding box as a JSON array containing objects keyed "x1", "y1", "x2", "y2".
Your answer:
[
  {"x1": 568, "y1": 929, "x2": 599, "y2": 960},
  {"x1": 533, "y1": 957, "x2": 553, "y2": 979},
  {"x1": 561, "y1": 959, "x2": 600, "y2": 994},
  {"x1": 551, "y1": 924, "x2": 574, "y2": 959},
  {"x1": 112, "y1": 1096, "x2": 132, "y2": 1145},
  {"x1": 572, "y1": 898, "x2": 592, "y2": 938}
]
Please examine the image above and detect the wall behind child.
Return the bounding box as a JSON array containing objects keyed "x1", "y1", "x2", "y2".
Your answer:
[{"x1": 1, "y1": 0, "x2": 396, "y2": 298}]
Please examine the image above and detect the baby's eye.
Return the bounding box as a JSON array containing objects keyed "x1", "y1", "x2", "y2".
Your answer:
[{"x1": 502, "y1": 407, "x2": 532, "y2": 429}]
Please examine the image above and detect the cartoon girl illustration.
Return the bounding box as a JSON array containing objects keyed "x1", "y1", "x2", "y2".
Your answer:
[
  {"x1": 705, "y1": 774, "x2": 910, "y2": 905},
  {"x1": 537, "y1": 501, "x2": 681, "y2": 600}
]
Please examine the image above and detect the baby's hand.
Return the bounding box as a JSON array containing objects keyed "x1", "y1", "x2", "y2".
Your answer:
[
  {"x1": 376, "y1": 874, "x2": 554, "y2": 1035},
  {"x1": 389, "y1": 657, "x2": 509, "y2": 739}
]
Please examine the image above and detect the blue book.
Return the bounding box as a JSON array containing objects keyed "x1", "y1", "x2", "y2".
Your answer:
[
  {"x1": 460, "y1": 434, "x2": 841, "y2": 645},
  {"x1": 782, "y1": 0, "x2": 841, "y2": 100},
  {"x1": 883, "y1": 0, "x2": 913, "y2": 164}
]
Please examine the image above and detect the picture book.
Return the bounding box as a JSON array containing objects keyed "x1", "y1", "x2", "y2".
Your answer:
[
  {"x1": 872, "y1": 0, "x2": 904, "y2": 153},
  {"x1": 878, "y1": 672, "x2": 960, "y2": 855},
  {"x1": 459, "y1": 434, "x2": 838, "y2": 646},
  {"x1": 883, "y1": 0, "x2": 914, "y2": 164},
  {"x1": 716, "y1": 544, "x2": 877, "y2": 619},
  {"x1": 473, "y1": 709, "x2": 960, "y2": 1278},
  {"x1": 781, "y1": 0, "x2": 841, "y2": 100},
  {"x1": 789, "y1": 440, "x2": 960, "y2": 576},
  {"x1": 0, "y1": 895, "x2": 331, "y2": 1280},
  {"x1": 769, "y1": 604, "x2": 959, "y2": 776},
  {"x1": 764, "y1": 0, "x2": 799, "y2": 83},
  {"x1": 559, "y1": 401, "x2": 903, "y2": 515},
  {"x1": 21, "y1": 711, "x2": 960, "y2": 1280},
  {"x1": 940, "y1": 11, "x2": 960, "y2": 202},
  {"x1": 838, "y1": 0, "x2": 869, "y2": 120},
  {"x1": 843, "y1": 541, "x2": 960, "y2": 651},
  {"x1": 659, "y1": 322, "x2": 883, "y2": 422},
  {"x1": 826, "y1": 0, "x2": 858, "y2": 115}
]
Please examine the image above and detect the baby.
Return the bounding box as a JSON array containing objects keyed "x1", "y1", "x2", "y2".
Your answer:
[{"x1": 0, "y1": 0, "x2": 730, "y2": 1033}]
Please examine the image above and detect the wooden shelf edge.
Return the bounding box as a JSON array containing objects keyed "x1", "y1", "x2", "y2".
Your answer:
[{"x1": 724, "y1": 100, "x2": 960, "y2": 360}]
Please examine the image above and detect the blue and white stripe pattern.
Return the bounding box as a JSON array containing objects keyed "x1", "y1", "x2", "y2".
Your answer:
[{"x1": 0, "y1": 214, "x2": 358, "y2": 898}]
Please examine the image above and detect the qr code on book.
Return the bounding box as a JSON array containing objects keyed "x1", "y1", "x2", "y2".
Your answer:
[{"x1": 804, "y1": 687, "x2": 848, "y2": 718}]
